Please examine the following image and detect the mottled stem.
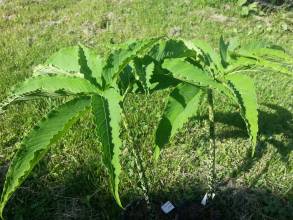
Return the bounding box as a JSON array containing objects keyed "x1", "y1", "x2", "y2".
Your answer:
[
  {"x1": 207, "y1": 89, "x2": 216, "y2": 193},
  {"x1": 121, "y1": 108, "x2": 152, "y2": 214}
]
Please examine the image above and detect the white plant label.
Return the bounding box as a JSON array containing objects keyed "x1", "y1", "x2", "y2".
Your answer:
[
  {"x1": 201, "y1": 193, "x2": 208, "y2": 206},
  {"x1": 161, "y1": 201, "x2": 175, "y2": 214},
  {"x1": 201, "y1": 192, "x2": 216, "y2": 206},
  {"x1": 212, "y1": 193, "x2": 215, "y2": 199}
]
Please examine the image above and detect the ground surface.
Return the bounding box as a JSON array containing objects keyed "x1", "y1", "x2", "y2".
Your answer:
[{"x1": 0, "y1": 0, "x2": 292, "y2": 219}]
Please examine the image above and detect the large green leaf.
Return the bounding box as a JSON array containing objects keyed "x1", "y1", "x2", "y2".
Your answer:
[
  {"x1": 227, "y1": 44, "x2": 293, "y2": 76},
  {"x1": 0, "y1": 97, "x2": 91, "y2": 218},
  {"x1": 227, "y1": 55, "x2": 292, "y2": 76},
  {"x1": 13, "y1": 75, "x2": 99, "y2": 95},
  {"x1": 45, "y1": 45, "x2": 104, "y2": 85},
  {"x1": 225, "y1": 56, "x2": 257, "y2": 74},
  {"x1": 91, "y1": 89, "x2": 123, "y2": 207},
  {"x1": 133, "y1": 56, "x2": 155, "y2": 93},
  {"x1": 45, "y1": 46, "x2": 80, "y2": 72},
  {"x1": 117, "y1": 64, "x2": 135, "y2": 96},
  {"x1": 162, "y1": 58, "x2": 214, "y2": 86},
  {"x1": 154, "y1": 83, "x2": 203, "y2": 160},
  {"x1": 79, "y1": 44, "x2": 104, "y2": 86},
  {"x1": 252, "y1": 48, "x2": 292, "y2": 62},
  {"x1": 257, "y1": 58, "x2": 292, "y2": 76},
  {"x1": 149, "y1": 39, "x2": 199, "y2": 62},
  {"x1": 145, "y1": 62, "x2": 155, "y2": 92},
  {"x1": 0, "y1": 75, "x2": 99, "y2": 114},
  {"x1": 148, "y1": 65, "x2": 180, "y2": 92},
  {"x1": 132, "y1": 53, "x2": 180, "y2": 93},
  {"x1": 219, "y1": 36, "x2": 229, "y2": 67},
  {"x1": 225, "y1": 74, "x2": 258, "y2": 155},
  {"x1": 102, "y1": 39, "x2": 159, "y2": 87},
  {"x1": 162, "y1": 58, "x2": 233, "y2": 98},
  {"x1": 238, "y1": 0, "x2": 248, "y2": 6},
  {"x1": 33, "y1": 65, "x2": 83, "y2": 77},
  {"x1": 191, "y1": 39, "x2": 224, "y2": 74}
]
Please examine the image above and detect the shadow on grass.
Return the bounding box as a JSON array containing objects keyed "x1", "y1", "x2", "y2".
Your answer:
[
  {"x1": 0, "y1": 163, "x2": 122, "y2": 220},
  {"x1": 141, "y1": 183, "x2": 292, "y2": 220},
  {"x1": 216, "y1": 104, "x2": 292, "y2": 139},
  {"x1": 213, "y1": 103, "x2": 292, "y2": 180},
  {"x1": 0, "y1": 103, "x2": 291, "y2": 219},
  {"x1": 1, "y1": 163, "x2": 292, "y2": 220}
]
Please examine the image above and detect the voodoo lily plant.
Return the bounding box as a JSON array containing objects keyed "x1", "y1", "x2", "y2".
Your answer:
[{"x1": 0, "y1": 36, "x2": 292, "y2": 218}]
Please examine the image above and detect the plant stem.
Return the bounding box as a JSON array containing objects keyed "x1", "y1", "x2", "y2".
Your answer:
[
  {"x1": 121, "y1": 108, "x2": 152, "y2": 213},
  {"x1": 207, "y1": 89, "x2": 216, "y2": 193}
]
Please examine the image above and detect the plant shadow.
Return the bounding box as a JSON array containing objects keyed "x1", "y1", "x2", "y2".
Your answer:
[
  {"x1": 0, "y1": 103, "x2": 292, "y2": 220},
  {"x1": 214, "y1": 103, "x2": 292, "y2": 179},
  {"x1": 116, "y1": 178, "x2": 293, "y2": 220},
  {"x1": 0, "y1": 158, "x2": 122, "y2": 220},
  {"x1": 1, "y1": 162, "x2": 292, "y2": 220}
]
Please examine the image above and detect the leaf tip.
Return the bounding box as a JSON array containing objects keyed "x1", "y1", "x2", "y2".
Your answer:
[
  {"x1": 0, "y1": 204, "x2": 5, "y2": 220},
  {"x1": 251, "y1": 140, "x2": 257, "y2": 157},
  {"x1": 153, "y1": 146, "x2": 160, "y2": 162},
  {"x1": 114, "y1": 193, "x2": 123, "y2": 209}
]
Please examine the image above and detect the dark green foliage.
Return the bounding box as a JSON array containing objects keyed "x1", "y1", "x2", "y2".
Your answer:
[{"x1": 0, "y1": 36, "x2": 291, "y2": 219}]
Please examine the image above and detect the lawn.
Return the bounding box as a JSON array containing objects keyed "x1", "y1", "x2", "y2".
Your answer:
[{"x1": 0, "y1": 0, "x2": 292, "y2": 219}]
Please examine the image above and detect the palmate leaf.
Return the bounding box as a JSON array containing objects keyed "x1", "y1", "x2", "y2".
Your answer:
[
  {"x1": 191, "y1": 39, "x2": 224, "y2": 74},
  {"x1": 227, "y1": 43, "x2": 293, "y2": 76},
  {"x1": 258, "y1": 59, "x2": 292, "y2": 76},
  {"x1": 128, "y1": 39, "x2": 206, "y2": 93},
  {"x1": 13, "y1": 75, "x2": 99, "y2": 95},
  {"x1": 45, "y1": 46, "x2": 80, "y2": 72},
  {"x1": 102, "y1": 38, "x2": 159, "y2": 87},
  {"x1": 33, "y1": 65, "x2": 83, "y2": 77},
  {"x1": 117, "y1": 64, "x2": 135, "y2": 96},
  {"x1": 225, "y1": 74, "x2": 258, "y2": 155},
  {"x1": 145, "y1": 62, "x2": 155, "y2": 92},
  {"x1": 78, "y1": 44, "x2": 104, "y2": 86},
  {"x1": 149, "y1": 39, "x2": 199, "y2": 62},
  {"x1": 132, "y1": 54, "x2": 179, "y2": 93},
  {"x1": 91, "y1": 89, "x2": 123, "y2": 207},
  {"x1": 219, "y1": 36, "x2": 229, "y2": 68},
  {"x1": 225, "y1": 56, "x2": 257, "y2": 73},
  {"x1": 238, "y1": 0, "x2": 248, "y2": 6},
  {"x1": 133, "y1": 56, "x2": 155, "y2": 93},
  {"x1": 0, "y1": 97, "x2": 91, "y2": 218},
  {"x1": 45, "y1": 45, "x2": 104, "y2": 85},
  {"x1": 148, "y1": 65, "x2": 180, "y2": 92},
  {"x1": 0, "y1": 75, "x2": 98, "y2": 114},
  {"x1": 162, "y1": 59, "x2": 215, "y2": 86},
  {"x1": 162, "y1": 58, "x2": 234, "y2": 99},
  {"x1": 227, "y1": 55, "x2": 293, "y2": 76},
  {"x1": 253, "y1": 48, "x2": 293, "y2": 63},
  {"x1": 154, "y1": 83, "x2": 203, "y2": 160}
]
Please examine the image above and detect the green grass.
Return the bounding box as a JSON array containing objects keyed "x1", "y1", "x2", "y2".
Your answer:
[{"x1": 0, "y1": 0, "x2": 292, "y2": 219}]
